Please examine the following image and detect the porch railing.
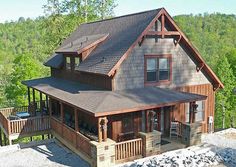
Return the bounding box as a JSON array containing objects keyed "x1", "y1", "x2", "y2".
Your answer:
[
  {"x1": 51, "y1": 117, "x2": 92, "y2": 158},
  {"x1": 0, "y1": 101, "x2": 45, "y2": 118},
  {"x1": 10, "y1": 116, "x2": 50, "y2": 134},
  {"x1": 115, "y1": 138, "x2": 143, "y2": 163},
  {"x1": 0, "y1": 109, "x2": 10, "y2": 134}
]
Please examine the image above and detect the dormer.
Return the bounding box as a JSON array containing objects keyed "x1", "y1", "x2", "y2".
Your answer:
[{"x1": 45, "y1": 33, "x2": 109, "y2": 71}]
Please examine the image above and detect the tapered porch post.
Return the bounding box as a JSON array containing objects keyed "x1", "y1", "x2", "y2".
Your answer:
[
  {"x1": 74, "y1": 108, "x2": 79, "y2": 131},
  {"x1": 145, "y1": 110, "x2": 150, "y2": 133},
  {"x1": 150, "y1": 111, "x2": 154, "y2": 132},
  {"x1": 60, "y1": 102, "x2": 64, "y2": 123},
  {"x1": 98, "y1": 117, "x2": 108, "y2": 142},
  {"x1": 102, "y1": 117, "x2": 108, "y2": 142},
  {"x1": 98, "y1": 117, "x2": 102, "y2": 142}
]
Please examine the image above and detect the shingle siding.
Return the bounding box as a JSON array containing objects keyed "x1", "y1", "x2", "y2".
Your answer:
[{"x1": 114, "y1": 38, "x2": 210, "y2": 90}]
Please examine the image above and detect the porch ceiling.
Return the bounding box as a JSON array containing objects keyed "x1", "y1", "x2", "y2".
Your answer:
[{"x1": 22, "y1": 77, "x2": 207, "y2": 117}]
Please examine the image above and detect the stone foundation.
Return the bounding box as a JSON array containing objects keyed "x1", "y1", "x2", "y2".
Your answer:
[
  {"x1": 139, "y1": 130, "x2": 161, "y2": 157},
  {"x1": 90, "y1": 139, "x2": 116, "y2": 167}
]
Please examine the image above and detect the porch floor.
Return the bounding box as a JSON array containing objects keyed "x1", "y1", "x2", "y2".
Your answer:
[{"x1": 160, "y1": 137, "x2": 186, "y2": 153}]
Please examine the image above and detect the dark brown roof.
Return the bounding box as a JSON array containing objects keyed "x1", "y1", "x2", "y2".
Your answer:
[
  {"x1": 44, "y1": 53, "x2": 63, "y2": 69},
  {"x1": 56, "y1": 33, "x2": 109, "y2": 54},
  {"x1": 22, "y1": 77, "x2": 207, "y2": 117},
  {"x1": 45, "y1": 9, "x2": 161, "y2": 74},
  {"x1": 44, "y1": 8, "x2": 223, "y2": 89}
]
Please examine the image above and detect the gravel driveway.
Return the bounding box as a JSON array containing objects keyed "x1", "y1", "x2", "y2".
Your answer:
[{"x1": 0, "y1": 142, "x2": 90, "y2": 167}]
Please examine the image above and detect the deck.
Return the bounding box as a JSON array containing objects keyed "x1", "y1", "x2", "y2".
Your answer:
[{"x1": 0, "y1": 103, "x2": 50, "y2": 142}]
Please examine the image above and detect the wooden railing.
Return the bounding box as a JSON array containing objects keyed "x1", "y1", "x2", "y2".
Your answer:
[
  {"x1": 115, "y1": 138, "x2": 143, "y2": 163},
  {"x1": 10, "y1": 116, "x2": 50, "y2": 134},
  {"x1": 0, "y1": 101, "x2": 45, "y2": 118},
  {"x1": 0, "y1": 110, "x2": 10, "y2": 135},
  {"x1": 0, "y1": 107, "x2": 15, "y2": 118},
  {"x1": 51, "y1": 117, "x2": 92, "y2": 158}
]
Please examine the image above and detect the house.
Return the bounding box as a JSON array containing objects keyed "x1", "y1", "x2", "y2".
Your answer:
[{"x1": 0, "y1": 8, "x2": 223, "y2": 167}]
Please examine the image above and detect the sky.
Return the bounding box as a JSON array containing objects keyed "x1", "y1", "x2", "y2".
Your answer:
[{"x1": 0, "y1": 0, "x2": 235, "y2": 23}]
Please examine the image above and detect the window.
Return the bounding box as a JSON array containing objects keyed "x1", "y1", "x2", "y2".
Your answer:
[
  {"x1": 75, "y1": 57, "x2": 80, "y2": 67},
  {"x1": 195, "y1": 101, "x2": 205, "y2": 122},
  {"x1": 66, "y1": 57, "x2": 71, "y2": 70},
  {"x1": 145, "y1": 55, "x2": 171, "y2": 84},
  {"x1": 185, "y1": 103, "x2": 190, "y2": 123},
  {"x1": 146, "y1": 58, "x2": 157, "y2": 81}
]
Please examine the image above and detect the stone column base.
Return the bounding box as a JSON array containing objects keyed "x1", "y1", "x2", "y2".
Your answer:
[
  {"x1": 90, "y1": 139, "x2": 116, "y2": 167},
  {"x1": 139, "y1": 130, "x2": 161, "y2": 157}
]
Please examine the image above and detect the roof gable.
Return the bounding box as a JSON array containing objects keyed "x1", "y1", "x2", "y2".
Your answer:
[{"x1": 45, "y1": 8, "x2": 223, "y2": 89}]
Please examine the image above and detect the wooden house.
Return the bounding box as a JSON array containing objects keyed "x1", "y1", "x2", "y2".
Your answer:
[{"x1": 0, "y1": 8, "x2": 223, "y2": 167}]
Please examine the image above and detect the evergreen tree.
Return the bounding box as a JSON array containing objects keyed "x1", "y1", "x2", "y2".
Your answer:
[{"x1": 215, "y1": 56, "x2": 236, "y2": 128}]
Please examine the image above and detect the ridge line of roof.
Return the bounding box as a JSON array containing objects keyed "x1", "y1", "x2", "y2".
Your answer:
[{"x1": 81, "y1": 8, "x2": 163, "y2": 25}]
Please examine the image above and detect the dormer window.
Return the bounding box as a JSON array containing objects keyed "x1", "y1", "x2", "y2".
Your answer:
[
  {"x1": 66, "y1": 57, "x2": 71, "y2": 70},
  {"x1": 75, "y1": 57, "x2": 80, "y2": 67},
  {"x1": 145, "y1": 54, "x2": 172, "y2": 85}
]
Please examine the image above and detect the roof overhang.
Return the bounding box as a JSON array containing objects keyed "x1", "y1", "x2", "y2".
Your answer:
[{"x1": 22, "y1": 77, "x2": 207, "y2": 117}]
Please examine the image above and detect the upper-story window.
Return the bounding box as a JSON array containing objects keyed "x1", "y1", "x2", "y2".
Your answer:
[
  {"x1": 75, "y1": 57, "x2": 80, "y2": 67},
  {"x1": 65, "y1": 56, "x2": 81, "y2": 70},
  {"x1": 145, "y1": 55, "x2": 171, "y2": 85},
  {"x1": 66, "y1": 57, "x2": 71, "y2": 70}
]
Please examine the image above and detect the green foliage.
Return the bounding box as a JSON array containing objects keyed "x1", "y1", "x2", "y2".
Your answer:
[
  {"x1": 174, "y1": 14, "x2": 236, "y2": 128},
  {"x1": 215, "y1": 56, "x2": 236, "y2": 128},
  {"x1": 0, "y1": 0, "x2": 116, "y2": 108},
  {"x1": 5, "y1": 54, "x2": 47, "y2": 106}
]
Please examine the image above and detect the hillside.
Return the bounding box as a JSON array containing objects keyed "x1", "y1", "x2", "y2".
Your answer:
[{"x1": 0, "y1": 13, "x2": 235, "y2": 129}]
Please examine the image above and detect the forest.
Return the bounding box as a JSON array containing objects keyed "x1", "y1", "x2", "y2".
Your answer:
[{"x1": 0, "y1": 0, "x2": 235, "y2": 129}]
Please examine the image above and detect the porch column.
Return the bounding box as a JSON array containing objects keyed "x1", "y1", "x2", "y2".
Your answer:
[
  {"x1": 149, "y1": 111, "x2": 155, "y2": 132},
  {"x1": 98, "y1": 117, "x2": 108, "y2": 142},
  {"x1": 145, "y1": 110, "x2": 150, "y2": 133},
  {"x1": 98, "y1": 117, "x2": 102, "y2": 142},
  {"x1": 190, "y1": 102, "x2": 196, "y2": 123},
  {"x1": 46, "y1": 95, "x2": 49, "y2": 113},
  {"x1": 27, "y1": 87, "x2": 31, "y2": 106},
  {"x1": 74, "y1": 108, "x2": 79, "y2": 131},
  {"x1": 49, "y1": 98, "x2": 52, "y2": 117},
  {"x1": 32, "y1": 89, "x2": 36, "y2": 116},
  {"x1": 40, "y1": 92, "x2": 43, "y2": 115},
  {"x1": 102, "y1": 117, "x2": 108, "y2": 142},
  {"x1": 60, "y1": 102, "x2": 64, "y2": 123}
]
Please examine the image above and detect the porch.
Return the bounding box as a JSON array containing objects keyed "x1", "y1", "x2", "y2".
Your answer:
[{"x1": 19, "y1": 77, "x2": 207, "y2": 166}]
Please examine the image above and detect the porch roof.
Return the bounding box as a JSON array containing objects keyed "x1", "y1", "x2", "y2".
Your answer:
[{"x1": 22, "y1": 77, "x2": 207, "y2": 117}]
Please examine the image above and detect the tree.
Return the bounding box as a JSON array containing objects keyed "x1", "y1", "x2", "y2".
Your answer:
[
  {"x1": 5, "y1": 54, "x2": 48, "y2": 106},
  {"x1": 215, "y1": 56, "x2": 236, "y2": 128}
]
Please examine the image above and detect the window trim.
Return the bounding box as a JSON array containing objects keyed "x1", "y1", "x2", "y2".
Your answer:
[
  {"x1": 144, "y1": 54, "x2": 172, "y2": 86},
  {"x1": 194, "y1": 100, "x2": 205, "y2": 122},
  {"x1": 65, "y1": 55, "x2": 81, "y2": 71}
]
